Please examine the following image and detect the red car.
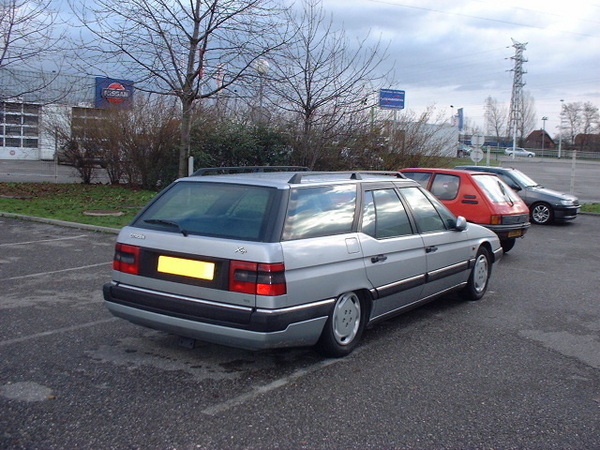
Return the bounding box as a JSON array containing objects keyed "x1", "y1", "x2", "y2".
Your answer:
[{"x1": 400, "y1": 168, "x2": 530, "y2": 252}]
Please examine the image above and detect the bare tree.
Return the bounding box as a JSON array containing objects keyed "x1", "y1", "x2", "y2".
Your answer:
[
  {"x1": 267, "y1": 0, "x2": 391, "y2": 168},
  {"x1": 72, "y1": 0, "x2": 292, "y2": 178},
  {"x1": 484, "y1": 96, "x2": 508, "y2": 143},
  {"x1": 519, "y1": 91, "x2": 536, "y2": 144},
  {"x1": 560, "y1": 101, "x2": 600, "y2": 150},
  {"x1": 560, "y1": 102, "x2": 582, "y2": 146},
  {"x1": 0, "y1": 0, "x2": 66, "y2": 99}
]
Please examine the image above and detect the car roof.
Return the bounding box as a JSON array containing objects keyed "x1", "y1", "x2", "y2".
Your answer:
[
  {"x1": 178, "y1": 169, "x2": 418, "y2": 189},
  {"x1": 401, "y1": 167, "x2": 499, "y2": 177},
  {"x1": 454, "y1": 165, "x2": 515, "y2": 173}
]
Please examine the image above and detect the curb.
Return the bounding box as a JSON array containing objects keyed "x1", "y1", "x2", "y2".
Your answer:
[{"x1": 0, "y1": 212, "x2": 120, "y2": 234}]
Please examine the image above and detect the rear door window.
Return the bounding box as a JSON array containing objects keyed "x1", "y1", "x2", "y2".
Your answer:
[{"x1": 361, "y1": 189, "x2": 413, "y2": 239}]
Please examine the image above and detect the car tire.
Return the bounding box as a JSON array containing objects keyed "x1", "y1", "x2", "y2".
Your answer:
[
  {"x1": 527, "y1": 154, "x2": 533, "y2": 158},
  {"x1": 501, "y1": 238, "x2": 516, "y2": 253},
  {"x1": 316, "y1": 291, "x2": 366, "y2": 357},
  {"x1": 460, "y1": 246, "x2": 491, "y2": 301},
  {"x1": 530, "y1": 202, "x2": 553, "y2": 225}
]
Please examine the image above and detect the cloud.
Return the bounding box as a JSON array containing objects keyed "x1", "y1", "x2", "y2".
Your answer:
[{"x1": 322, "y1": 0, "x2": 600, "y2": 133}]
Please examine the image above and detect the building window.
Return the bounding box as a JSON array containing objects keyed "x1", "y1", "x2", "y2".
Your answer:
[{"x1": 0, "y1": 102, "x2": 40, "y2": 149}]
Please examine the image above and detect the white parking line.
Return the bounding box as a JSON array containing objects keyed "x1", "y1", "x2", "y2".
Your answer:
[
  {"x1": 0, "y1": 234, "x2": 89, "y2": 247},
  {"x1": 6, "y1": 262, "x2": 112, "y2": 281},
  {"x1": 201, "y1": 357, "x2": 341, "y2": 416},
  {"x1": 0, "y1": 318, "x2": 118, "y2": 347}
]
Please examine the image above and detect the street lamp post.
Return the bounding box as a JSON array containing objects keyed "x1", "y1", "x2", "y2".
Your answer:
[{"x1": 541, "y1": 116, "x2": 548, "y2": 153}]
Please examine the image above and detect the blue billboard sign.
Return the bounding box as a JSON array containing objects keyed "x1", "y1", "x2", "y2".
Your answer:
[
  {"x1": 379, "y1": 89, "x2": 405, "y2": 110},
  {"x1": 95, "y1": 77, "x2": 134, "y2": 109}
]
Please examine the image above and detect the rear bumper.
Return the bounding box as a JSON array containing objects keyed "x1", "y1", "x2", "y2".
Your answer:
[
  {"x1": 483, "y1": 222, "x2": 530, "y2": 241},
  {"x1": 103, "y1": 282, "x2": 332, "y2": 350}
]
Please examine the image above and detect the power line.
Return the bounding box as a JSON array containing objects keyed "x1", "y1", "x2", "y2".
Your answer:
[{"x1": 365, "y1": 0, "x2": 598, "y2": 38}]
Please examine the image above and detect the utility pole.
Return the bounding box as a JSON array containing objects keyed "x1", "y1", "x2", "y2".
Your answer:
[{"x1": 508, "y1": 39, "x2": 528, "y2": 155}]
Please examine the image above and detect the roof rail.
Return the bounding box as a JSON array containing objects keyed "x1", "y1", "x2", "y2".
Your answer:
[
  {"x1": 192, "y1": 166, "x2": 309, "y2": 176},
  {"x1": 287, "y1": 171, "x2": 406, "y2": 184}
]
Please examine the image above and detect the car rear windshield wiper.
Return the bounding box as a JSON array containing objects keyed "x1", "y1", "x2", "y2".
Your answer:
[
  {"x1": 497, "y1": 181, "x2": 514, "y2": 206},
  {"x1": 144, "y1": 219, "x2": 189, "y2": 236}
]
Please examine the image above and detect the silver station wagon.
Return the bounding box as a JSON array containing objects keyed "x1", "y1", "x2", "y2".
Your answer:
[{"x1": 103, "y1": 169, "x2": 502, "y2": 357}]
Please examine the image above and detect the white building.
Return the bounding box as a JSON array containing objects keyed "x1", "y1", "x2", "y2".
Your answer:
[{"x1": 0, "y1": 69, "x2": 133, "y2": 160}]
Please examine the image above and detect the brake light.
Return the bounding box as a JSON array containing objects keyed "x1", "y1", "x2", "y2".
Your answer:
[
  {"x1": 490, "y1": 215, "x2": 502, "y2": 225},
  {"x1": 229, "y1": 261, "x2": 286, "y2": 296},
  {"x1": 113, "y1": 243, "x2": 140, "y2": 275}
]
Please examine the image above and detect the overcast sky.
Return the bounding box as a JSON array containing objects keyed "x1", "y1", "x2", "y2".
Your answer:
[{"x1": 320, "y1": 0, "x2": 600, "y2": 136}]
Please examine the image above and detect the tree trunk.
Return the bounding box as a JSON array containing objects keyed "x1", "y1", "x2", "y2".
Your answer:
[{"x1": 179, "y1": 97, "x2": 194, "y2": 178}]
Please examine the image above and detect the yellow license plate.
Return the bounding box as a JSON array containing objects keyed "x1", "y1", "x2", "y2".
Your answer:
[
  {"x1": 157, "y1": 256, "x2": 215, "y2": 280},
  {"x1": 508, "y1": 230, "x2": 522, "y2": 238}
]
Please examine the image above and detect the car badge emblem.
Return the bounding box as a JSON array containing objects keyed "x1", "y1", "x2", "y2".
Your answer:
[
  {"x1": 129, "y1": 233, "x2": 146, "y2": 240},
  {"x1": 235, "y1": 247, "x2": 247, "y2": 254}
]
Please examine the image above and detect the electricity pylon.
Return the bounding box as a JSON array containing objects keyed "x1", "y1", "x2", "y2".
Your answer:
[{"x1": 508, "y1": 39, "x2": 527, "y2": 148}]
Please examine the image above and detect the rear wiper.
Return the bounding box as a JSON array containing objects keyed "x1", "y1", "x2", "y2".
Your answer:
[
  {"x1": 497, "y1": 181, "x2": 514, "y2": 206},
  {"x1": 144, "y1": 219, "x2": 189, "y2": 236}
]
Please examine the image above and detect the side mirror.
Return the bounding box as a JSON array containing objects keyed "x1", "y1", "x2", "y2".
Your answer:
[{"x1": 455, "y1": 216, "x2": 468, "y2": 231}]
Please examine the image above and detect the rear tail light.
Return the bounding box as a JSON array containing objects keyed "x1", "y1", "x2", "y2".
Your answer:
[
  {"x1": 229, "y1": 261, "x2": 286, "y2": 296},
  {"x1": 113, "y1": 243, "x2": 140, "y2": 275}
]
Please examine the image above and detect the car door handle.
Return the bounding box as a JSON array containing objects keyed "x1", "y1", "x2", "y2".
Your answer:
[
  {"x1": 371, "y1": 254, "x2": 388, "y2": 263},
  {"x1": 425, "y1": 246, "x2": 438, "y2": 253}
]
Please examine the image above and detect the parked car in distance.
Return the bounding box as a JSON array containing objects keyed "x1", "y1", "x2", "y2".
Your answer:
[
  {"x1": 400, "y1": 168, "x2": 530, "y2": 253},
  {"x1": 458, "y1": 144, "x2": 473, "y2": 157},
  {"x1": 103, "y1": 168, "x2": 502, "y2": 357},
  {"x1": 504, "y1": 147, "x2": 535, "y2": 158},
  {"x1": 455, "y1": 165, "x2": 580, "y2": 225}
]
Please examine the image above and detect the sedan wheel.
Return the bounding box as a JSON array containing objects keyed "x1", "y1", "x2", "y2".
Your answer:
[
  {"x1": 317, "y1": 291, "x2": 365, "y2": 357},
  {"x1": 332, "y1": 292, "x2": 361, "y2": 345},
  {"x1": 531, "y1": 203, "x2": 553, "y2": 225},
  {"x1": 461, "y1": 247, "x2": 491, "y2": 301}
]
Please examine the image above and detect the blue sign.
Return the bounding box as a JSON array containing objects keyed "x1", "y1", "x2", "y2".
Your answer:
[
  {"x1": 95, "y1": 77, "x2": 134, "y2": 109},
  {"x1": 379, "y1": 89, "x2": 405, "y2": 110},
  {"x1": 457, "y1": 108, "x2": 464, "y2": 132}
]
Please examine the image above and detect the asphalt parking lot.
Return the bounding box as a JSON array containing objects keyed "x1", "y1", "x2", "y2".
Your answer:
[{"x1": 1, "y1": 212, "x2": 599, "y2": 448}]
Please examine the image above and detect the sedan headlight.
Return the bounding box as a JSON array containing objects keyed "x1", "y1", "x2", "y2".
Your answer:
[{"x1": 560, "y1": 199, "x2": 575, "y2": 206}]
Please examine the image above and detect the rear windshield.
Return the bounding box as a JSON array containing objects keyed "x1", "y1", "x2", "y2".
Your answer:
[
  {"x1": 472, "y1": 175, "x2": 521, "y2": 204},
  {"x1": 133, "y1": 181, "x2": 277, "y2": 241}
]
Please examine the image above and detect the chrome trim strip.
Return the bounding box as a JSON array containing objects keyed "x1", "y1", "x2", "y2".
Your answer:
[
  {"x1": 375, "y1": 273, "x2": 427, "y2": 299},
  {"x1": 115, "y1": 283, "x2": 253, "y2": 312},
  {"x1": 256, "y1": 298, "x2": 335, "y2": 315},
  {"x1": 427, "y1": 260, "x2": 470, "y2": 282},
  {"x1": 114, "y1": 283, "x2": 335, "y2": 315}
]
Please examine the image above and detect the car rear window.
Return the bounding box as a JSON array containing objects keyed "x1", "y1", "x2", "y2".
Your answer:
[
  {"x1": 472, "y1": 175, "x2": 521, "y2": 204},
  {"x1": 430, "y1": 174, "x2": 460, "y2": 200},
  {"x1": 133, "y1": 181, "x2": 276, "y2": 241},
  {"x1": 282, "y1": 185, "x2": 357, "y2": 240}
]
